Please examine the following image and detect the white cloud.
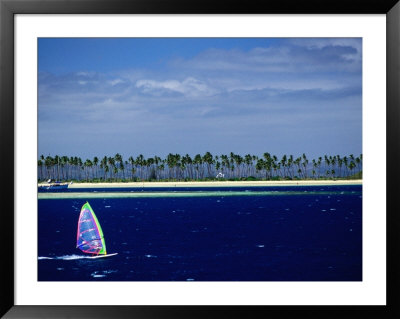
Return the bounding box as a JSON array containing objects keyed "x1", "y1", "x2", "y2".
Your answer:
[
  {"x1": 76, "y1": 71, "x2": 90, "y2": 76},
  {"x1": 171, "y1": 39, "x2": 361, "y2": 74},
  {"x1": 286, "y1": 38, "x2": 362, "y2": 63},
  {"x1": 136, "y1": 77, "x2": 217, "y2": 97},
  {"x1": 109, "y1": 78, "x2": 124, "y2": 86}
]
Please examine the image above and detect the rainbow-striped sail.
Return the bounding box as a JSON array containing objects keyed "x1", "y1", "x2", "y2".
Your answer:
[{"x1": 76, "y1": 202, "x2": 107, "y2": 255}]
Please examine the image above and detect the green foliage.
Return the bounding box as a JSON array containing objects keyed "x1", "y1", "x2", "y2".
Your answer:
[{"x1": 37, "y1": 152, "x2": 363, "y2": 183}]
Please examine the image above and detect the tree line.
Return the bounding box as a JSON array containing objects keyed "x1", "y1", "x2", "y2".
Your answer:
[
  {"x1": 37, "y1": 152, "x2": 362, "y2": 182},
  {"x1": 38, "y1": 152, "x2": 362, "y2": 182}
]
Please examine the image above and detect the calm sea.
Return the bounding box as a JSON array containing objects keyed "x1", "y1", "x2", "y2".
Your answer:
[{"x1": 38, "y1": 185, "x2": 362, "y2": 281}]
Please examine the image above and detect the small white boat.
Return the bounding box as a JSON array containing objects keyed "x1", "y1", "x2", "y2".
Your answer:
[{"x1": 38, "y1": 180, "x2": 71, "y2": 190}]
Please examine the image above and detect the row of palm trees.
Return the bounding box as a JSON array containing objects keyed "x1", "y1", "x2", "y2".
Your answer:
[{"x1": 37, "y1": 152, "x2": 362, "y2": 182}]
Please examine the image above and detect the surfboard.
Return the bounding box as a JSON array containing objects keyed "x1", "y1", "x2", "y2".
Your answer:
[{"x1": 87, "y1": 253, "x2": 118, "y2": 259}]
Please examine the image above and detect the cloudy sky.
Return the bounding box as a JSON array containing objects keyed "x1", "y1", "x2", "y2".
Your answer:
[{"x1": 38, "y1": 38, "x2": 362, "y2": 159}]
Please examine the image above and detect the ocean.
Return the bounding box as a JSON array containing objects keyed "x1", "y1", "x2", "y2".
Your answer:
[{"x1": 38, "y1": 185, "x2": 362, "y2": 281}]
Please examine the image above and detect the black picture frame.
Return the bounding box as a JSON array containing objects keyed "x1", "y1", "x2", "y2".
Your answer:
[{"x1": 1, "y1": 0, "x2": 399, "y2": 318}]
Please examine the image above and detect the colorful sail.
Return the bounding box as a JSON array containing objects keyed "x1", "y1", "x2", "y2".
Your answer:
[{"x1": 76, "y1": 202, "x2": 107, "y2": 255}]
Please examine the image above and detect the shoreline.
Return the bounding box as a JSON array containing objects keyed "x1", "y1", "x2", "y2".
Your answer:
[{"x1": 39, "y1": 180, "x2": 362, "y2": 188}]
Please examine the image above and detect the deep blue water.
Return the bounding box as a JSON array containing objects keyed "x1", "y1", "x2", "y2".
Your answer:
[{"x1": 38, "y1": 185, "x2": 362, "y2": 281}]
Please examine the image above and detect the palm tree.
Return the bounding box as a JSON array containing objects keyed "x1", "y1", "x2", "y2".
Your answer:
[
  {"x1": 337, "y1": 155, "x2": 343, "y2": 178},
  {"x1": 93, "y1": 156, "x2": 99, "y2": 179},
  {"x1": 251, "y1": 155, "x2": 258, "y2": 177},
  {"x1": 220, "y1": 154, "x2": 229, "y2": 178},
  {"x1": 193, "y1": 154, "x2": 202, "y2": 179},
  {"x1": 104, "y1": 164, "x2": 110, "y2": 181},
  {"x1": 44, "y1": 156, "x2": 54, "y2": 180},
  {"x1": 288, "y1": 155, "x2": 294, "y2": 179},
  {"x1": 60, "y1": 156, "x2": 68, "y2": 180},
  {"x1": 301, "y1": 153, "x2": 308, "y2": 179},
  {"x1": 153, "y1": 155, "x2": 162, "y2": 180},
  {"x1": 312, "y1": 159, "x2": 318, "y2": 180},
  {"x1": 245, "y1": 154, "x2": 253, "y2": 177},
  {"x1": 348, "y1": 161, "x2": 356, "y2": 177},
  {"x1": 136, "y1": 154, "x2": 144, "y2": 180},
  {"x1": 272, "y1": 155, "x2": 279, "y2": 178},
  {"x1": 255, "y1": 158, "x2": 265, "y2": 179},
  {"x1": 108, "y1": 156, "x2": 116, "y2": 180},
  {"x1": 203, "y1": 151, "x2": 214, "y2": 178},
  {"x1": 343, "y1": 156, "x2": 348, "y2": 177},
  {"x1": 215, "y1": 160, "x2": 221, "y2": 176},
  {"x1": 294, "y1": 157, "x2": 302, "y2": 179},
  {"x1": 182, "y1": 154, "x2": 193, "y2": 179},
  {"x1": 120, "y1": 161, "x2": 125, "y2": 180},
  {"x1": 84, "y1": 159, "x2": 92, "y2": 181},
  {"x1": 38, "y1": 159, "x2": 43, "y2": 181},
  {"x1": 324, "y1": 155, "x2": 330, "y2": 178},
  {"x1": 128, "y1": 156, "x2": 135, "y2": 180},
  {"x1": 317, "y1": 157, "x2": 322, "y2": 179},
  {"x1": 331, "y1": 155, "x2": 336, "y2": 177},
  {"x1": 54, "y1": 155, "x2": 60, "y2": 180},
  {"x1": 280, "y1": 154, "x2": 287, "y2": 178},
  {"x1": 77, "y1": 158, "x2": 83, "y2": 180},
  {"x1": 355, "y1": 155, "x2": 362, "y2": 174},
  {"x1": 114, "y1": 153, "x2": 123, "y2": 179},
  {"x1": 100, "y1": 156, "x2": 107, "y2": 180},
  {"x1": 312, "y1": 168, "x2": 316, "y2": 179},
  {"x1": 72, "y1": 157, "x2": 78, "y2": 180},
  {"x1": 263, "y1": 153, "x2": 273, "y2": 179}
]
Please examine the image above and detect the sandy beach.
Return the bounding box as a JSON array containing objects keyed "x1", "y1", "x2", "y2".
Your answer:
[{"x1": 44, "y1": 180, "x2": 363, "y2": 188}]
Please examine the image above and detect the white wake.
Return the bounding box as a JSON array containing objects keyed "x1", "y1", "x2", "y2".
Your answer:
[{"x1": 38, "y1": 254, "x2": 95, "y2": 260}]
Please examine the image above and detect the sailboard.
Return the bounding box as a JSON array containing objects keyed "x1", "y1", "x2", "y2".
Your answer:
[{"x1": 76, "y1": 201, "x2": 117, "y2": 258}]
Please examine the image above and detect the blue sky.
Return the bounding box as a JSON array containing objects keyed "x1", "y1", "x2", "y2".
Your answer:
[{"x1": 38, "y1": 38, "x2": 362, "y2": 160}]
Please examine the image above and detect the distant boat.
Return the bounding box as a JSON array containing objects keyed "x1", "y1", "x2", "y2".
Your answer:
[
  {"x1": 76, "y1": 202, "x2": 117, "y2": 258},
  {"x1": 38, "y1": 180, "x2": 71, "y2": 190}
]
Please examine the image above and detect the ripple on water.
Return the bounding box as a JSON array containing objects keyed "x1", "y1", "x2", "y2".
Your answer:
[{"x1": 91, "y1": 270, "x2": 117, "y2": 278}]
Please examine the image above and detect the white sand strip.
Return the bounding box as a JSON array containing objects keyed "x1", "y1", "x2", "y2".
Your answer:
[{"x1": 58, "y1": 180, "x2": 362, "y2": 188}]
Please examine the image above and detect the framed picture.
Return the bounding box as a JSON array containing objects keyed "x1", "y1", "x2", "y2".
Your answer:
[{"x1": 1, "y1": 0, "x2": 399, "y2": 318}]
